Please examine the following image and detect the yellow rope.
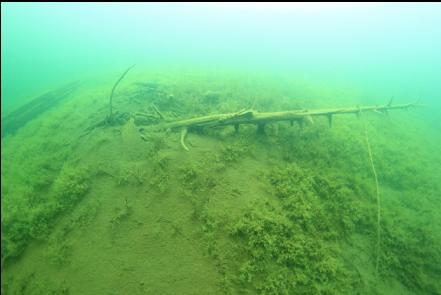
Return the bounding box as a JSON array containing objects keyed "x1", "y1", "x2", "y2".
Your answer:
[{"x1": 363, "y1": 119, "x2": 381, "y2": 274}]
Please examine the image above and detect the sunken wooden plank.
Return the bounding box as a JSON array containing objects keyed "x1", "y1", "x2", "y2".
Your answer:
[{"x1": 1, "y1": 81, "x2": 81, "y2": 138}]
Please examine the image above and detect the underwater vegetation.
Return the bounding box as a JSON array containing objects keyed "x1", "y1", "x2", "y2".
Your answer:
[
  {"x1": 1, "y1": 70, "x2": 440, "y2": 294},
  {"x1": 1, "y1": 163, "x2": 90, "y2": 265}
]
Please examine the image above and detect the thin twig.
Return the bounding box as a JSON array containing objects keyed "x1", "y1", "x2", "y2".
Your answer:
[
  {"x1": 151, "y1": 103, "x2": 165, "y2": 119},
  {"x1": 363, "y1": 118, "x2": 381, "y2": 275},
  {"x1": 109, "y1": 64, "x2": 135, "y2": 120}
]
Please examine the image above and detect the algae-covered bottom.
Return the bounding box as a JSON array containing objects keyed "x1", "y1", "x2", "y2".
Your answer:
[{"x1": 1, "y1": 71, "x2": 440, "y2": 295}]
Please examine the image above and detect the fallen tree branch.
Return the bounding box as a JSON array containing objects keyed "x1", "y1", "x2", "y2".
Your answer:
[
  {"x1": 138, "y1": 100, "x2": 425, "y2": 150},
  {"x1": 143, "y1": 101, "x2": 424, "y2": 130}
]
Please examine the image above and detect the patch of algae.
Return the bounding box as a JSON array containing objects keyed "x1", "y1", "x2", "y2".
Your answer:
[{"x1": 1, "y1": 70, "x2": 440, "y2": 294}]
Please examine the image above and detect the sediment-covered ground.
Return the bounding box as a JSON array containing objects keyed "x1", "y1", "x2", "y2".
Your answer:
[{"x1": 1, "y1": 70, "x2": 440, "y2": 294}]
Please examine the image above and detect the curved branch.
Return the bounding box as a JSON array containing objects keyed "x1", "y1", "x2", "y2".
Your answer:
[
  {"x1": 109, "y1": 64, "x2": 136, "y2": 120},
  {"x1": 180, "y1": 127, "x2": 189, "y2": 151}
]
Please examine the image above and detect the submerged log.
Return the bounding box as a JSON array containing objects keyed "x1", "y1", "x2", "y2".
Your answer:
[{"x1": 1, "y1": 81, "x2": 81, "y2": 138}]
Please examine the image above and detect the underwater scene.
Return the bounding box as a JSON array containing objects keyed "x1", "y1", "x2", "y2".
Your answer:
[{"x1": 1, "y1": 3, "x2": 441, "y2": 295}]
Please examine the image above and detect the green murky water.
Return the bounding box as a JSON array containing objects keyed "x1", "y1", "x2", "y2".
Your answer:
[{"x1": 1, "y1": 3, "x2": 441, "y2": 294}]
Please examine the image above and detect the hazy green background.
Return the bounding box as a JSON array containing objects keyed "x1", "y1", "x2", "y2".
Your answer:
[{"x1": 1, "y1": 3, "x2": 440, "y2": 119}]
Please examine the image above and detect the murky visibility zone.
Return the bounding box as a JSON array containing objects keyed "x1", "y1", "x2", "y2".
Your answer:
[{"x1": 1, "y1": 3, "x2": 441, "y2": 295}]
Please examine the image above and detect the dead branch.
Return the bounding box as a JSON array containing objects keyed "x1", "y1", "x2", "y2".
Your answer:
[
  {"x1": 137, "y1": 101, "x2": 424, "y2": 150},
  {"x1": 143, "y1": 101, "x2": 424, "y2": 130}
]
